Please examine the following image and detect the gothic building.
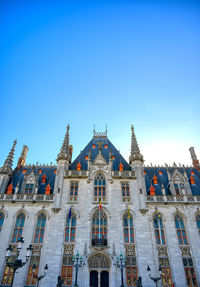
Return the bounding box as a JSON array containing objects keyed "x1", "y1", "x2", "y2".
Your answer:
[{"x1": 0, "y1": 126, "x2": 199, "y2": 287}]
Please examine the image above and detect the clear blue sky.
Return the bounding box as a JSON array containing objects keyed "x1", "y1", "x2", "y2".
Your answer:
[{"x1": 1, "y1": 0, "x2": 200, "y2": 167}]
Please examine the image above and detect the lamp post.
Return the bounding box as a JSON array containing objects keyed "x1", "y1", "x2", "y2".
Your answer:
[
  {"x1": 115, "y1": 252, "x2": 126, "y2": 287},
  {"x1": 147, "y1": 265, "x2": 162, "y2": 287},
  {"x1": 33, "y1": 263, "x2": 48, "y2": 287},
  {"x1": 5, "y1": 237, "x2": 33, "y2": 287},
  {"x1": 72, "y1": 251, "x2": 83, "y2": 287}
]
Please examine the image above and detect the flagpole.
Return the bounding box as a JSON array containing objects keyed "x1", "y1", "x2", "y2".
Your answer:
[{"x1": 99, "y1": 206, "x2": 100, "y2": 240}]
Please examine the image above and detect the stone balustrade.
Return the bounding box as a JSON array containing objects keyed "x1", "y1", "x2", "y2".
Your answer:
[
  {"x1": 0, "y1": 193, "x2": 54, "y2": 202},
  {"x1": 65, "y1": 170, "x2": 88, "y2": 178},
  {"x1": 146, "y1": 195, "x2": 200, "y2": 203},
  {"x1": 112, "y1": 170, "x2": 136, "y2": 178}
]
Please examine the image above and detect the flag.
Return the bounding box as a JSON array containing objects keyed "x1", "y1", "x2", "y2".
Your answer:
[
  {"x1": 156, "y1": 209, "x2": 161, "y2": 219},
  {"x1": 99, "y1": 199, "x2": 102, "y2": 211},
  {"x1": 68, "y1": 207, "x2": 72, "y2": 220},
  {"x1": 128, "y1": 206, "x2": 130, "y2": 219}
]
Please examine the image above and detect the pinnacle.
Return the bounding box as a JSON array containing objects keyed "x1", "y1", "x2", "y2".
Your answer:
[
  {"x1": 0, "y1": 139, "x2": 17, "y2": 174},
  {"x1": 129, "y1": 125, "x2": 143, "y2": 163},
  {"x1": 57, "y1": 125, "x2": 71, "y2": 162}
]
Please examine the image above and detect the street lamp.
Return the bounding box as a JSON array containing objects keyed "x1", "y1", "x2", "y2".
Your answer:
[
  {"x1": 147, "y1": 264, "x2": 162, "y2": 287},
  {"x1": 115, "y1": 252, "x2": 126, "y2": 287},
  {"x1": 72, "y1": 251, "x2": 83, "y2": 287},
  {"x1": 32, "y1": 263, "x2": 48, "y2": 287},
  {"x1": 5, "y1": 237, "x2": 33, "y2": 287}
]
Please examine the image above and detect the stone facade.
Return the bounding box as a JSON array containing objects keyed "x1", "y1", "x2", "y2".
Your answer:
[{"x1": 0, "y1": 127, "x2": 199, "y2": 287}]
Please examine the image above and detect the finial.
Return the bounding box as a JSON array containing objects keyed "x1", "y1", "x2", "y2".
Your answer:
[
  {"x1": 129, "y1": 125, "x2": 143, "y2": 164},
  {"x1": 0, "y1": 140, "x2": 17, "y2": 175}
]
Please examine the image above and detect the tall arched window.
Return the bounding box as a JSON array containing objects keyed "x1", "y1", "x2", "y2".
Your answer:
[
  {"x1": 34, "y1": 213, "x2": 46, "y2": 243},
  {"x1": 94, "y1": 173, "x2": 106, "y2": 202},
  {"x1": 153, "y1": 215, "x2": 165, "y2": 245},
  {"x1": 92, "y1": 209, "x2": 107, "y2": 246},
  {"x1": 175, "y1": 215, "x2": 188, "y2": 245},
  {"x1": 65, "y1": 210, "x2": 76, "y2": 242},
  {"x1": 0, "y1": 212, "x2": 4, "y2": 231},
  {"x1": 11, "y1": 213, "x2": 25, "y2": 243},
  {"x1": 196, "y1": 215, "x2": 200, "y2": 236},
  {"x1": 123, "y1": 212, "x2": 134, "y2": 243}
]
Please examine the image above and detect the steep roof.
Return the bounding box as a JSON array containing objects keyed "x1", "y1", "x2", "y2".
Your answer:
[
  {"x1": 7, "y1": 166, "x2": 56, "y2": 194},
  {"x1": 144, "y1": 166, "x2": 200, "y2": 196},
  {"x1": 70, "y1": 136, "x2": 131, "y2": 171}
]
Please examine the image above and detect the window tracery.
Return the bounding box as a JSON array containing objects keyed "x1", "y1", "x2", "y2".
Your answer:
[
  {"x1": 11, "y1": 213, "x2": 25, "y2": 243},
  {"x1": 123, "y1": 212, "x2": 134, "y2": 243},
  {"x1": 153, "y1": 215, "x2": 165, "y2": 245},
  {"x1": 65, "y1": 210, "x2": 76, "y2": 242},
  {"x1": 94, "y1": 173, "x2": 106, "y2": 202},
  {"x1": 91, "y1": 209, "x2": 107, "y2": 246},
  {"x1": 33, "y1": 213, "x2": 46, "y2": 243},
  {"x1": 121, "y1": 182, "x2": 130, "y2": 202},
  {"x1": 70, "y1": 182, "x2": 78, "y2": 201},
  {"x1": 174, "y1": 215, "x2": 188, "y2": 245}
]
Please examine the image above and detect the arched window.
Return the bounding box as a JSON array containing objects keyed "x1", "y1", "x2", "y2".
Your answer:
[
  {"x1": 153, "y1": 215, "x2": 165, "y2": 245},
  {"x1": 65, "y1": 210, "x2": 76, "y2": 242},
  {"x1": 92, "y1": 209, "x2": 107, "y2": 246},
  {"x1": 175, "y1": 215, "x2": 188, "y2": 245},
  {"x1": 11, "y1": 213, "x2": 25, "y2": 243},
  {"x1": 121, "y1": 182, "x2": 130, "y2": 202},
  {"x1": 34, "y1": 213, "x2": 46, "y2": 243},
  {"x1": 94, "y1": 173, "x2": 106, "y2": 202},
  {"x1": 0, "y1": 212, "x2": 4, "y2": 231},
  {"x1": 123, "y1": 212, "x2": 134, "y2": 243},
  {"x1": 174, "y1": 183, "x2": 180, "y2": 196},
  {"x1": 196, "y1": 215, "x2": 200, "y2": 236}
]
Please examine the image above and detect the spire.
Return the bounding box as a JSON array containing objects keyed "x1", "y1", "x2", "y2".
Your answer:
[
  {"x1": 189, "y1": 147, "x2": 200, "y2": 171},
  {"x1": 57, "y1": 125, "x2": 71, "y2": 162},
  {"x1": 0, "y1": 140, "x2": 17, "y2": 175},
  {"x1": 16, "y1": 145, "x2": 28, "y2": 170},
  {"x1": 129, "y1": 125, "x2": 143, "y2": 164}
]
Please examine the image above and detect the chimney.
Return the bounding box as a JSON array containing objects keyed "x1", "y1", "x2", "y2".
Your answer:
[
  {"x1": 189, "y1": 147, "x2": 200, "y2": 171},
  {"x1": 16, "y1": 145, "x2": 28, "y2": 170}
]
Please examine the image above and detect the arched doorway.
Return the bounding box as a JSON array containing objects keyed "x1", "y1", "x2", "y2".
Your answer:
[{"x1": 88, "y1": 253, "x2": 110, "y2": 287}]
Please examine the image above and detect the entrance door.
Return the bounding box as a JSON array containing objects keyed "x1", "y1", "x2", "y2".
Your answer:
[
  {"x1": 101, "y1": 271, "x2": 109, "y2": 287},
  {"x1": 90, "y1": 270, "x2": 98, "y2": 287}
]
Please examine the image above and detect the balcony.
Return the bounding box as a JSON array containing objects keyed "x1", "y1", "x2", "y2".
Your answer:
[
  {"x1": 92, "y1": 238, "x2": 107, "y2": 247},
  {"x1": 112, "y1": 170, "x2": 136, "y2": 179}
]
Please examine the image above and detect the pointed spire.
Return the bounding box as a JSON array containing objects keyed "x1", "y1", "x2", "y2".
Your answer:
[
  {"x1": 129, "y1": 125, "x2": 143, "y2": 164},
  {"x1": 57, "y1": 125, "x2": 71, "y2": 162},
  {"x1": 0, "y1": 140, "x2": 17, "y2": 175}
]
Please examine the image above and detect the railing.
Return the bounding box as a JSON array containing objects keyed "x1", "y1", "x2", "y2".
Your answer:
[
  {"x1": 112, "y1": 170, "x2": 136, "y2": 178},
  {"x1": 65, "y1": 170, "x2": 88, "y2": 178},
  {"x1": 146, "y1": 195, "x2": 200, "y2": 203},
  {"x1": 92, "y1": 238, "x2": 107, "y2": 247},
  {"x1": 0, "y1": 193, "x2": 54, "y2": 202}
]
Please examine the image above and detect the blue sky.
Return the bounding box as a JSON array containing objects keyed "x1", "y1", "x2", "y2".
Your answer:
[{"x1": 0, "y1": 0, "x2": 200, "y2": 167}]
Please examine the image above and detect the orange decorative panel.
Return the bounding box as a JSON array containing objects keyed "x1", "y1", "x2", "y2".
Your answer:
[
  {"x1": 149, "y1": 185, "x2": 156, "y2": 196},
  {"x1": 41, "y1": 174, "x2": 46, "y2": 183},
  {"x1": 77, "y1": 163, "x2": 81, "y2": 171},
  {"x1": 92, "y1": 144, "x2": 95, "y2": 148},
  {"x1": 119, "y1": 163, "x2": 124, "y2": 171},
  {"x1": 144, "y1": 171, "x2": 146, "y2": 175},
  {"x1": 45, "y1": 184, "x2": 51, "y2": 195},
  {"x1": 38, "y1": 169, "x2": 42, "y2": 174},
  {"x1": 105, "y1": 144, "x2": 108, "y2": 148},
  {"x1": 112, "y1": 155, "x2": 115, "y2": 160},
  {"x1": 85, "y1": 156, "x2": 88, "y2": 160},
  {"x1": 7, "y1": 184, "x2": 13, "y2": 194},
  {"x1": 190, "y1": 176, "x2": 195, "y2": 185},
  {"x1": 22, "y1": 169, "x2": 26, "y2": 174},
  {"x1": 153, "y1": 175, "x2": 158, "y2": 184},
  {"x1": 159, "y1": 171, "x2": 162, "y2": 175},
  {"x1": 191, "y1": 171, "x2": 194, "y2": 175}
]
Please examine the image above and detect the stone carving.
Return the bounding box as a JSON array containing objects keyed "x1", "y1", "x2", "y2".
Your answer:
[
  {"x1": 88, "y1": 253, "x2": 110, "y2": 268},
  {"x1": 32, "y1": 244, "x2": 42, "y2": 253},
  {"x1": 63, "y1": 243, "x2": 74, "y2": 255},
  {"x1": 124, "y1": 244, "x2": 136, "y2": 256},
  {"x1": 180, "y1": 246, "x2": 191, "y2": 256},
  {"x1": 157, "y1": 246, "x2": 168, "y2": 256}
]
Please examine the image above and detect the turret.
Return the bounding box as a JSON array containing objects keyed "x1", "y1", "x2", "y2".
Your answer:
[
  {"x1": 0, "y1": 140, "x2": 17, "y2": 193},
  {"x1": 189, "y1": 147, "x2": 200, "y2": 171},
  {"x1": 54, "y1": 125, "x2": 72, "y2": 210},
  {"x1": 129, "y1": 126, "x2": 147, "y2": 212},
  {"x1": 16, "y1": 145, "x2": 28, "y2": 170},
  {"x1": 129, "y1": 125, "x2": 143, "y2": 166}
]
